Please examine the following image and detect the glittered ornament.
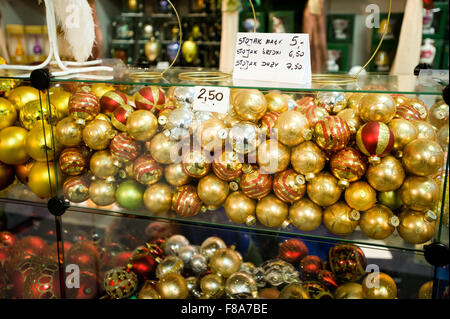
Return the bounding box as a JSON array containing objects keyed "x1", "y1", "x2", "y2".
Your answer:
[
  {"x1": 25, "y1": 123, "x2": 61, "y2": 162},
  {"x1": 366, "y1": 156, "x2": 405, "y2": 192},
  {"x1": 194, "y1": 118, "x2": 227, "y2": 152},
  {"x1": 156, "y1": 273, "x2": 188, "y2": 299},
  {"x1": 89, "y1": 179, "x2": 116, "y2": 206},
  {"x1": 358, "y1": 94, "x2": 396, "y2": 123},
  {"x1": 278, "y1": 239, "x2": 309, "y2": 264},
  {"x1": 115, "y1": 180, "x2": 144, "y2": 210},
  {"x1": 273, "y1": 169, "x2": 306, "y2": 203},
  {"x1": 274, "y1": 111, "x2": 312, "y2": 146},
  {"x1": 402, "y1": 139, "x2": 444, "y2": 176},
  {"x1": 240, "y1": 165, "x2": 273, "y2": 199},
  {"x1": 336, "y1": 108, "x2": 362, "y2": 134},
  {"x1": 334, "y1": 282, "x2": 364, "y2": 299},
  {"x1": 82, "y1": 118, "x2": 117, "y2": 150},
  {"x1": 104, "y1": 267, "x2": 138, "y2": 299},
  {"x1": 279, "y1": 283, "x2": 310, "y2": 299},
  {"x1": 323, "y1": 201, "x2": 360, "y2": 236},
  {"x1": 212, "y1": 151, "x2": 243, "y2": 181},
  {"x1": 28, "y1": 162, "x2": 62, "y2": 198},
  {"x1": 403, "y1": 98, "x2": 428, "y2": 120},
  {"x1": 165, "y1": 107, "x2": 195, "y2": 140},
  {"x1": 110, "y1": 103, "x2": 135, "y2": 132},
  {"x1": 330, "y1": 147, "x2": 367, "y2": 188},
  {"x1": 362, "y1": 272, "x2": 397, "y2": 299},
  {"x1": 0, "y1": 97, "x2": 17, "y2": 130},
  {"x1": 164, "y1": 163, "x2": 192, "y2": 186},
  {"x1": 63, "y1": 176, "x2": 90, "y2": 203},
  {"x1": 413, "y1": 120, "x2": 437, "y2": 140},
  {"x1": 329, "y1": 244, "x2": 367, "y2": 282},
  {"x1": 388, "y1": 119, "x2": 418, "y2": 156},
  {"x1": 197, "y1": 174, "x2": 230, "y2": 209},
  {"x1": 90, "y1": 150, "x2": 119, "y2": 180},
  {"x1": 68, "y1": 91, "x2": 100, "y2": 125},
  {"x1": 429, "y1": 100, "x2": 449, "y2": 128},
  {"x1": 148, "y1": 132, "x2": 179, "y2": 164},
  {"x1": 290, "y1": 141, "x2": 327, "y2": 181},
  {"x1": 317, "y1": 270, "x2": 338, "y2": 289},
  {"x1": 55, "y1": 117, "x2": 83, "y2": 147},
  {"x1": 344, "y1": 181, "x2": 376, "y2": 211},
  {"x1": 181, "y1": 149, "x2": 211, "y2": 178},
  {"x1": 110, "y1": 133, "x2": 141, "y2": 164},
  {"x1": 133, "y1": 154, "x2": 163, "y2": 185},
  {"x1": 300, "y1": 105, "x2": 329, "y2": 127},
  {"x1": 257, "y1": 139, "x2": 290, "y2": 174},
  {"x1": 0, "y1": 161, "x2": 14, "y2": 191},
  {"x1": 155, "y1": 255, "x2": 184, "y2": 278},
  {"x1": 6, "y1": 86, "x2": 40, "y2": 111},
  {"x1": 315, "y1": 88, "x2": 347, "y2": 113},
  {"x1": 19, "y1": 100, "x2": 58, "y2": 130},
  {"x1": 360, "y1": 205, "x2": 399, "y2": 239},
  {"x1": 398, "y1": 210, "x2": 437, "y2": 244},
  {"x1": 356, "y1": 121, "x2": 394, "y2": 165},
  {"x1": 228, "y1": 121, "x2": 261, "y2": 154},
  {"x1": 314, "y1": 116, "x2": 350, "y2": 152},
  {"x1": 224, "y1": 191, "x2": 256, "y2": 225},
  {"x1": 100, "y1": 90, "x2": 128, "y2": 114},
  {"x1": 233, "y1": 89, "x2": 267, "y2": 122},
  {"x1": 134, "y1": 86, "x2": 165, "y2": 113},
  {"x1": 306, "y1": 172, "x2": 342, "y2": 207},
  {"x1": 256, "y1": 194, "x2": 289, "y2": 228},
  {"x1": 201, "y1": 273, "x2": 224, "y2": 298},
  {"x1": 395, "y1": 103, "x2": 422, "y2": 121},
  {"x1": 59, "y1": 147, "x2": 88, "y2": 176},
  {"x1": 209, "y1": 248, "x2": 242, "y2": 278},
  {"x1": 289, "y1": 198, "x2": 322, "y2": 232},
  {"x1": 172, "y1": 185, "x2": 204, "y2": 217},
  {"x1": 260, "y1": 111, "x2": 280, "y2": 137},
  {"x1": 400, "y1": 176, "x2": 439, "y2": 211},
  {"x1": 23, "y1": 261, "x2": 61, "y2": 299},
  {"x1": 0, "y1": 127, "x2": 29, "y2": 165},
  {"x1": 225, "y1": 272, "x2": 258, "y2": 299}
]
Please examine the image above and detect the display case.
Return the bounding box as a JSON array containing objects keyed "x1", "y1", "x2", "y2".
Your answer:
[{"x1": 0, "y1": 67, "x2": 448, "y2": 299}]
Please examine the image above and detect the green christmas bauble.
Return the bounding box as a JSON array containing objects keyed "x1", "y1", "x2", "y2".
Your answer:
[{"x1": 115, "y1": 180, "x2": 144, "y2": 210}]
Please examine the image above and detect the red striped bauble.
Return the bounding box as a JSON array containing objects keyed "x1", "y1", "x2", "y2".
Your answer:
[
  {"x1": 100, "y1": 90, "x2": 128, "y2": 114},
  {"x1": 68, "y1": 91, "x2": 100, "y2": 125},
  {"x1": 240, "y1": 166, "x2": 273, "y2": 199},
  {"x1": 314, "y1": 116, "x2": 351, "y2": 152},
  {"x1": 356, "y1": 122, "x2": 394, "y2": 165},
  {"x1": 273, "y1": 169, "x2": 306, "y2": 203},
  {"x1": 59, "y1": 147, "x2": 89, "y2": 176},
  {"x1": 330, "y1": 147, "x2": 367, "y2": 188},
  {"x1": 260, "y1": 111, "x2": 280, "y2": 137},
  {"x1": 394, "y1": 104, "x2": 422, "y2": 122},
  {"x1": 212, "y1": 151, "x2": 243, "y2": 181},
  {"x1": 134, "y1": 86, "x2": 165, "y2": 113},
  {"x1": 63, "y1": 176, "x2": 90, "y2": 203},
  {"x1": 110, "y1": 104, "x2": 135, "y2": 131},
  {"x1": 132, "y1": 154, "x2": 163, "y2": 185},
  {"x1": 294, "y1": 96, "x2": 315, "y2": 111},
  {"x1": 300, "y1": 105, "x2": 330, "y2": 126},
  {"x1": 171, "y1": 185, "x2": 203, "y2": 217},
  {"x1": 110, "y1": 133, "x2": 141, "y2": 164}
]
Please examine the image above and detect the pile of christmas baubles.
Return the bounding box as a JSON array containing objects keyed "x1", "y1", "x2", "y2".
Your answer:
[{"x1": 0, "y1": 82, "x2": 448, "y2": 245}]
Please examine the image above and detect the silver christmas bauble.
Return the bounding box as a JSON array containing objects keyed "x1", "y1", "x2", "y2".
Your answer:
[
  {"x1": 174, "y1": 87, "x2": 196, "y2": 107},
  {"x1": 155, "y1": 255, "x2": 184, "y2": 279},
  {"x1": 177, "y1": 245, "x2": 199, "y2": 266},
  {"x1": 200, "y1": 236, "x2": 227, "y2": 259},
  {"x1": 191, "y1": 253, "x2": 208, "y2": 274},
  {"x1": 228, "y1": 121, "x2": 261, "y2": 154},
  {"x1": 164, "y1": 235, "x2": 190, "y2": 255},
  {"x1": 166, "y1": 107, "x2": 195, "y2": 140}
]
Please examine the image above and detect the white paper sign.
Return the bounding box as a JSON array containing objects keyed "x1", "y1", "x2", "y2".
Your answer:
[
  {"x1": 193, "y1": 86, "x2": 231, "y2": 114},
  {"x1": 233, "y1": 32, "x2": 312, "y2": 84}
]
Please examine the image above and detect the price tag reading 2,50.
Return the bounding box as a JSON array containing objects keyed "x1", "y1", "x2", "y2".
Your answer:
[{"x1": 193, "y1": 86, "x2": 231, "y2": 114}]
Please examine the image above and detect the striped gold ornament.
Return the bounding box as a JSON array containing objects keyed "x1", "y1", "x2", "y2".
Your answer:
[
  {"x1": 294, "y1": 96, "x2": 315, "y2": 112},
  {"x1": 172, "y1": 185, "x2": 204, "y2": 217},
  {"x1": 300, "y1": 105, "x2": 329, "y2": 126},
  {"x1": 63, "y1": 176, "x2": 90, "y2": 203},
  {"x1": 133, "y1": 154, "x2": 163, "y2": 185},
  {"x1": 314, "y1": 116, "x2": 351, "y2": 152},
  {"x1": 403, "y1": 98, "x2": 428, "y2": 120},
  {"x1": 134, "y1": 86, "x2": 166, "y2": 113},
  {"x1": 260, "y1": 111, "x2": 280, "y2": 137},
  {"x1": 59, "y1": 147, "x2": 89, "y2": 176},
  {"x1": 394, "y1": 104, "x2": 422, "y2": 122},
  {"x1": 273, "y1": 169, "x2": 306, "y2": 203},
  {"x1": 110, "y1": 133, "x2": 141, "y2": 164},
  {"x1": 240, "y1": 165, "x2": 272, "y2": 199},
  {"x1": 212, "y1": 151, "x2": 243, "y2": 181},
  {"x1": 330, "y1": 147, "x2": 367, "y2": 189},
  {"x1": 68, "y1": 91, "x2": 100, "y2": 125},
  {"x1": 111, "y1": 103, "x2": 135, "y2": 131}
]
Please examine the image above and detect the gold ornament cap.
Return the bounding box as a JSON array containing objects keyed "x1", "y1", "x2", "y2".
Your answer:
[
  {"x1": 337, "y1": 179, "x2": 350, "y2": 189},
  {"x1": 295, "y1": 174, "x2": 306, "y2": 185},
  {"x1": 158, "y1": 116, "x2": 168, "y2": 126},
  {"x1": 229, "y1": 181, "x2": 239, "y2": 191},
  {"x1": 302, "y1": 129, "x2": 313, "y2": 141},
  {"x1": 305, "y1": 172, "x2": 315, "y2": 182},
  {"x1": 350, "y1": 210, "x2": 360, "y2": 221},
  {"x1": 242, "y1": 164, "x2": 253, "y2": 174},
  {"x1": 389, "y1": 216, "x2": 400, "y2": 227},
  {"x1": 368, "y1": 156, "x2": 381, "y2": 165},
  {"x1": 245, "y1": 215, "x2": 257, "y2": 226},
  {"x1": 425, "y1": 210, "x2": 437, "y2": 222},
  {"x1": 281, "y1": 219, "x2": 290, "y2": 229}
]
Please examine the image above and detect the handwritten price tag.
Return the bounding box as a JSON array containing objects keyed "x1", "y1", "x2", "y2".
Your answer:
[
  {"x1": 193, "y1": 86, "x2": 231, "y2": 114},
  {"x1": 233, "y1": 33, "x2": 312, "y2": 84}
]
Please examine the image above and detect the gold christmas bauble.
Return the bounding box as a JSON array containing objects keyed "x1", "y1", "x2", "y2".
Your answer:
[
  {"x1": 224, "y1": 191, "x2": 256, "y2": 225},
  {"x1": 0, "y1": 126, "x2": 30, "y2": 165},
  {"x1": 25, "y1": 123, "x2": 62, "y2": 161},
  {"x1": 49, "y1": 88, "x2": 71, "y2": 119},
  {"x1": 362, "y1": 272, "x2": 397, "y2": 299},
  {"x1": 392, "y1": 94, "x2": 408, "y2": 107},
  {"x1": 344, "y1": 181, "x2": 377, "y2": 211},
  {"x1": 418, "y1": 281, "x2": 433, "y2": 299},
  {"x1": 402, "y1": 139, "x2": 444, "y2": 177},
  {"x1": 7, "y1": 86, "x2": 40, "y2": 111},
  {"x1": 336, "y1": 108, "x2": 362, "y2": 134},
  {"x1": 197, "y1": 174, "x2": 230, "y2": 209},
  {"x1": 274, "y1": 111, "x2": 312, "y2": 146},
  {"x1": 400, "y1": 176, "x2": 439, "y2": 211},
  {"x1": 82, "y1": 118, "x2": 117, "y2": 150},
  {"x1": 347, "y1": 93, "x2": 364, "y2": 111},
  {"x1": 14, "y1": 159, "x2": 35, "y2": 185},
  {"x1": 209, "y1": 248, "x2": 242, "y2": 278},
  {"x1": 156, "y1": 273, "x2": 189, "y2": 299},
  {"x1": 143, "y1": 182, "x2": 173, "y2": 215},
  {"x1": 378, "y1": 190, "x2": 402, "y2": 211},
  {"x1": 89, "y1": 150, "x2": 119, "y2": 180},
  {"x1": 428, "y1": 100, "x2": 449, "y2": 129},
  {"x1": 126, "y1": 110, "x2": 158, "y2": 141},
  {"x1": 405, "y1": 98, "x2": 428, "y2": 120},
  {"x1": 19, "y1": 100, "x2": 58, "y2": 130},
  {"x1": 265, "y1": 92, "x2": 289, "y2": 113},
  {"x1": 358, "y1": 94, "x2": 396, "y2": 123},
  {"x1": 366, "y1": 156, "x2": 405, "y2": 192},
  {"x1": 91, "y1": 83, "x2": 115, "y2": 98},
  {"x1": 257, "y1": 139, "x2": 290, "y2": 174},
  {"x1": 194, "y1": 118, "x2": 227, "y2": 152},
  {"x1": 28, "y1": 161, "x2": 62, "y2": 198},
  {"x1": 360, "y1": 205, "x2": 399, "y2": 239},
  {"x1": 388, "y1": 119, "x2": 418, "y2": 156},
  {"x1": 398, "y1": 210, "x2": 437, "y2": 244},
  {"x1": 273, "y1": 169, "x2": 306, "y2": 203},
  {"x1": 212, "y1": 150, "x2": 243, "y2": 181},
  {"x1": 256, "y1": 194, "x2": 289, "y2": 228},
  {"x1": 138, "y1": 281, "x2": 161, "y2": 299},
  {"x1": 148, "y1": 132, "x2": 179, "y2": 164},
  {"x1": 233, "y1": 89, "x2": 267, "y2": 122},
  {"x1": 334, "y1": 282, "x2": 364, "y2": 299},
  {"x1": 413, "y1": 120, "x2": 436, "y2": 140},
  {"x1": 200, "y1": 273, "x2": 224, "y2": 299},
  {"x1": 306, "y1": 172, "x2": 342, "y2": 207},
  {"x1": 164, "y1": 163, "x2": 192, "y2": 187},
  {"x1": 289, "y1": 198, "x2": 322, "y2": 231},
  {"x1": 291, "y1": 141, "x2": 327, "y2": 181},
  {"x1": 181, "y1": 149, "x2": 211, "y2": 178},
  {"x1": 89, "y1": 179, "x2": 116, "y2": 206},
  {"x1": 323, "y1": 201, "x2": 360, "y2": 236},
  {"x1": 0, "y1": 97, "x2": 17, "y2": 130},
  {"x1": 225, "y1": 272, "x2": 258, "y2": 299},
  {"x1": 279, "y1": 283, "x2": 310, "y2": 299},
  {"x1": 437, "y1": 124, "x2": 449, "y2": 150},
  {"x1": 55, "y1": 116, "x2": 83, "y2": 147}
]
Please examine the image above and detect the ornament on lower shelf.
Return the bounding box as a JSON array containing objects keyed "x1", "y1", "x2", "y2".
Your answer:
[
  {"x1": 362, "y1": 272, "x2": 397, "y2": 299},
  {"x1": 278, "y1": 239, "x2": 309, "y2": 265},
  {"x1": 329, "y1": 244, "x2": 367, "y2": 282},
  {"x1": 104, "y1": 267, "x2": 138, "y2": 299},
  {"x1": 225, "y1": 272, "x2": 258, "y2": 299}
]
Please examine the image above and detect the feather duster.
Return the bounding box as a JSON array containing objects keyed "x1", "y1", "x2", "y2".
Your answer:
[{"x1": 52, "y1": 0, "x2": 95, "y2": 62}]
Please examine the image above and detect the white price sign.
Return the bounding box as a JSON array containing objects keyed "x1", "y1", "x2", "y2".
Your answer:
[
  {"x1": 232, "y1": 32, "x2": 312, "y2": 84},
  {"x1": 192, "y1": 86, "x2": 231, "y2": 114}
]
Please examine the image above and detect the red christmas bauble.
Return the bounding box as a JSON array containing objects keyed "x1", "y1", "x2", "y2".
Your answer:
[
  {"x1": 129, "y1": 251, "x2": 156, "y2": 281},
  {"x1": 100, "y1": 90, "x2": 128, "y2": 114},
  {"x1": 278, "y1": 239, "x2": 309, "y2": 264},
  {"x1": 314, "y1": 116, "x2": 351, "y2": 152},
  {"x1": 59, "y1": 147, "x2": 89, "y2": 176},
  {"x1": 133, "y1": 154, "x2": 163, "y2": 185},
  {"x1": 329, "y1": 244, "x2": 367, "y2": 282},
  {"x1": 111, "y1": 251, "x2": 133, "y2": 268},
  {"x1": 23, "y1": 261, "x2": 61, "y2": 299},
  {"x1": 9, "y1": 256, "x2": 53, "y2": 298},
  {"x1": 66, "y1": 241, "x2": 99, "y2": 271},
  {"x1": 13, "y1": 236, "x2": 47, "y2": 257},
  {"x1": 0, "y1": 231, "x2": 17, "y2": 248},
  {"x1": 356, "y1": 122, "x2": 394, "y2": 165},
  {"x1": 240, "y1": 166, "x2": 273, "y2": 200},
  {"x1": 110, "y1": 103, "x2": 135, "y2": 131},
  {"x1": 318, "y1": 270, "x2": 338, "y2": 289},
  {"x1": 134, "y1": 86, "x2": 165, "y2": 113},
  {"x1": 0, "y1": 247, "x2": 10, "y2": 267},
  {"x1": 330, "y1": 147, "x2": 367, "y2": 188},
  {"x1": 212, "y1": 151, "x2": 243, "y2": 182},
  {"x1": 44, "y1": 241, "x2": 72, "y2": 264},
  {"x1": 66, "y1": 270, "x2": 100, "y2": 299},
  {"x1": 172, "y1": 185, "x2": 204, "y2": 217},
  {"x1": 300, "y1": 255, "x2": 322, "y2": 280},
  {"x1": 63, "y1": 176, "x2": 90, "y2": 203},
  {"x1": 68, "y1": 91, "x2": 100, "y2": 125},
  {"x1": 110, "y1": 133, "x2": 141, "y2": 164},
  {"x1": 273, "y1": 169, "x2": 306, "y2": 203},
  {"x1": 395, "y1": 104, "x2": 422, "y2": 122}
]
